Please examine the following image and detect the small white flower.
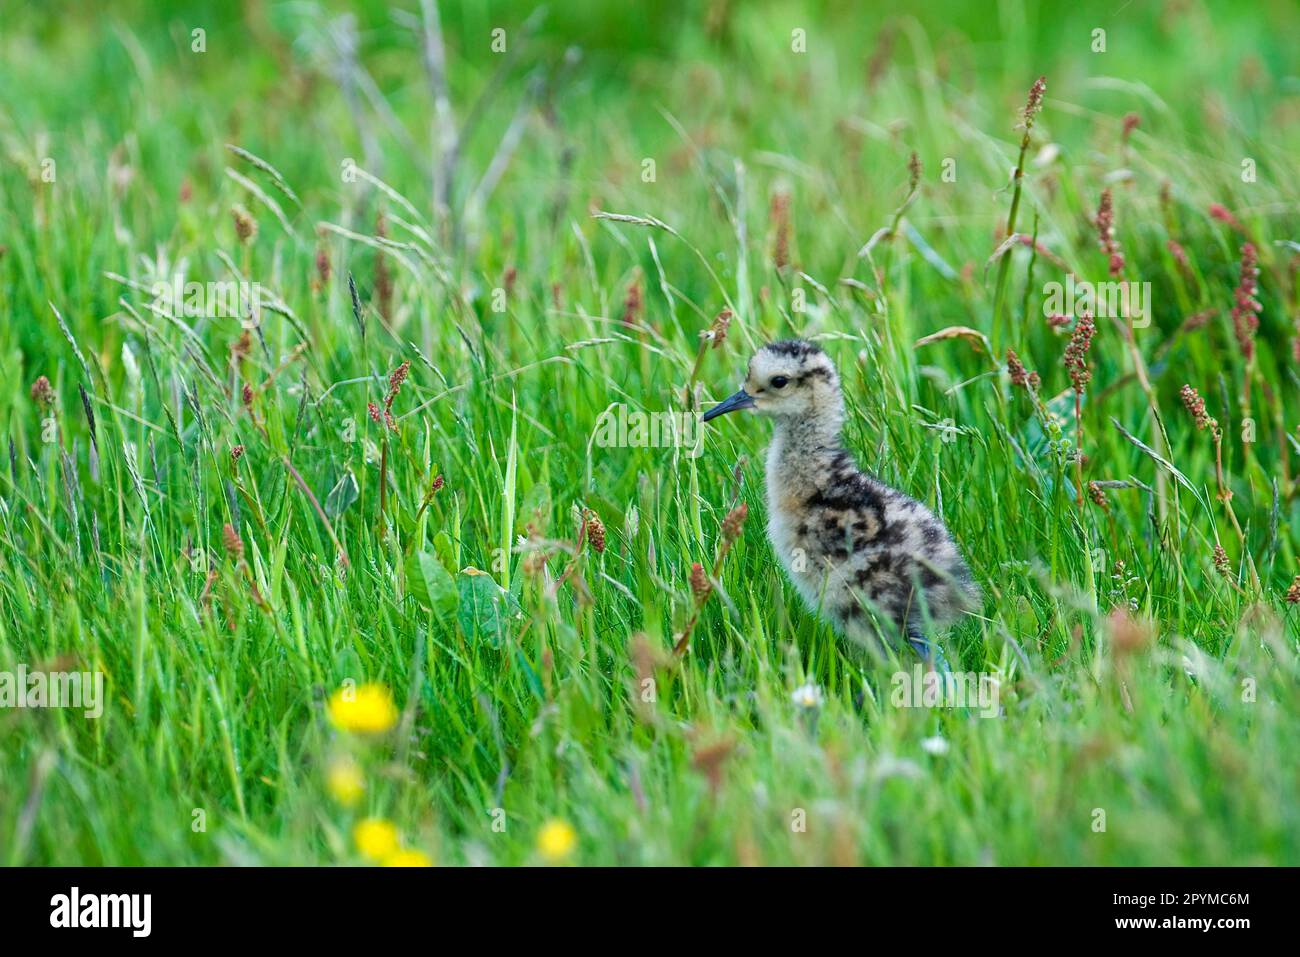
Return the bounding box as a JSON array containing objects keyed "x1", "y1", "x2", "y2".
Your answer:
[
  {"x1": 871, "y1": 754, "x2": 924, "y2": 781},
  {"x1": 791, "y1": 682, "x2": 825, "y2": 710},
  {"x1": 920, "y1": 735, "x2": 950, "y2": 756}
]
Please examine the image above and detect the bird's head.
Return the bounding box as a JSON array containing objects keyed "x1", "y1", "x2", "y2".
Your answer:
[{"x1": 703, "y1": 340, "x2": 843, "y2": 430}]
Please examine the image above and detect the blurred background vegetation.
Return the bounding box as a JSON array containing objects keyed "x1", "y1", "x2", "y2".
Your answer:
[{"x1": 2, "y1": 0, "x2": 1299, "y2": 866}]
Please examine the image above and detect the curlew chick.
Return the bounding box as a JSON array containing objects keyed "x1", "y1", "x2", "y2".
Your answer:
[{"x1": 703, "y1": 339, "x2": 979, "y2": 663}]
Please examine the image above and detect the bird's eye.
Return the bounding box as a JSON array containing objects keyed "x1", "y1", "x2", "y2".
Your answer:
[{"x1": 770, "y1": 376, "x2": 789, "y2": 389}]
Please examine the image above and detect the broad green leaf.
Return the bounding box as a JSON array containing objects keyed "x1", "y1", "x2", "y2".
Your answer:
[
  {"x1": 406, "y1": 550, "x2": 458, "y2": 615},
  {"x1": 324, "y1": 470, "x2": 359, "y2": 519},
  {"x1": 457, "y1": 568, "x2": 517, "y2": 647},
  {"x1": 432, "y1": 530, "x2": 456, "y2": 575}
]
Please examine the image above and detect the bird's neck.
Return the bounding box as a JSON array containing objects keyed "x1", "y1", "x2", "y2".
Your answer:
[
  {"x1": 769, "y1": 408, "x2": 842, "y2": 457},
  {"x1": 769, "y1": 408, "x2": 845, "y2": 469}
]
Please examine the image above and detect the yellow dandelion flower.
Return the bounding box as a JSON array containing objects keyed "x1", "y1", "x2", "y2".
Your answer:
[
  {"x1": 326, "y1": 757, "x2": 365, "y2": 807},
  {"x1": 536, "y1": 818, "x2": 577, "y2": 862},
  {"x1": 353, "y1": 817, "x2": 399, "y2": 862},
  {"x1": 328, "y1": 683, "x2": 398, "y2": 735},
  {"x1": 382, "y1": 848, "x2": 433, "y2": 867}
]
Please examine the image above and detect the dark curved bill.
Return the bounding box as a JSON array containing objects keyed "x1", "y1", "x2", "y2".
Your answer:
[{"x1": 702, "y1": 389, "x2": 756, "y2": 422}]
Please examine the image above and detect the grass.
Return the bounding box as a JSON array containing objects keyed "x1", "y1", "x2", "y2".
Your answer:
[{"x1": 1, "y1": 0, "x2": 1299, "y2": 866}]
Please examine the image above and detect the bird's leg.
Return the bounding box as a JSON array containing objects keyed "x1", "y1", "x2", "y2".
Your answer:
[{"x1": 905, "y1": 622, "x2": 953, "y2": 675}]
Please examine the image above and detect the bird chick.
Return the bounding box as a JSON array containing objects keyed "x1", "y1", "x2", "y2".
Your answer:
[{"x1": 703, "y1": 339, "x2": 979, "y2": 662}]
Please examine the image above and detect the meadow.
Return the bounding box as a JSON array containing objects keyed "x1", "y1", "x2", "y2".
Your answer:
[{"x1": 1, "y1": 0, "x2": 1298, "y2": 866}]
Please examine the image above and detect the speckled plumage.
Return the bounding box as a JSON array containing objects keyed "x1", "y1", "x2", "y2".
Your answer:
[{"x1": 705, "y1": 339, "x2": 979, "y2": 660}]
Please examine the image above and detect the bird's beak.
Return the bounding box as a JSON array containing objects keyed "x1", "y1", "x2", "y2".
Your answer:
[{"x1": 702, "y1": 389, "x2": 756, "y2": 422}]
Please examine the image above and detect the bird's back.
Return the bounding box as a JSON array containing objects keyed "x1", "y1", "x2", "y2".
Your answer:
[{"x1": 766, "y1": 434, "x2": 978, "y2": 649}]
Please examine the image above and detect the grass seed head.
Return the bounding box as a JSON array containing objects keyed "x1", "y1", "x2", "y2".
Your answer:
[
  {"x1": 1006, "y1": 350, "x2": 1040, "y2": 390},
  {"x1": 621, "y1": 272, "x2": 643, "y2": 327},
  {"x1": 721, "y1": 501, "x2": 748, "y2": 543},
  {"x1": 374, "y1": 212, "x2": 393, "y2": 318},
  {"x1": 30, "y1": 375, "x2": 54, "y2": 408},
  {"x1": 222, "y1": 522, "x2": 244, "y2": 560},
  {"x1": 231, "y1": 203, "x2": 258, "y2": 244},
  {"x1": 689, "y1": 562, "x2": 711, "y2": 602},
  {"x1": 704, "y1": 308, "x2": 732, "y2": 349},
  {"x1": 1021, "y1": 75, "x2": 1047, "y2": 130},
  {"x1": 386, "y1": 360, "x2": 410, "y2": 398},
  {"x1": 584, "y1": 510, "x2": 606, "y2": 553},
  {"x1": 1095, "y1": 189, "x2": 1125, "y2": 277},
  {"x1": 1209, "y1": 202, "x2": 1246, "y2": 234},
  {"x1": 380, "y1": 361, "x2": 411, "y2": 432},
  {"x1": 1088, "y1": 481, "x2": 1110, "y2": 512},
  {"x1": 1064, "y1": 315, "x2": 1096, "y2": 393},
  {"x1": 690, "y1": 735, "x2": 735, "y2": 793},
  {"x1": 1285, "y1": 575, "x2": 1300, "y2": 604},
  {"x1": 1179, "y1": 384, "x2": 1217, "y2": 431},
  {"x1": 1231, "y1": 242, "x2": 1261, "y2": 361},
  {"x1": 1107, "y1": 606, "x2": 1153, "y2": 657},
  {"x1": 522, "y1": 549, "x2": 547, "y2": 577},
  {"x1": 770, "y1": 189, "x2": 792, "y2": 270}
]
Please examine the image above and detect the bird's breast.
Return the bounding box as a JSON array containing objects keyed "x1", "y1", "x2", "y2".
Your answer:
[{"x1": 764, "y1": 447, "x2": 840, "y2": 601}]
